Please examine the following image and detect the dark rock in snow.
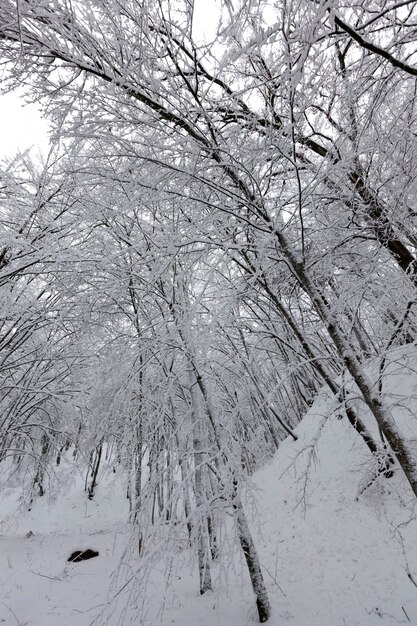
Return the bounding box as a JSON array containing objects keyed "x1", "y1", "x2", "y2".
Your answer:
[{"x1": 67, "y1": 549, "x2": 99, "y2": 562}]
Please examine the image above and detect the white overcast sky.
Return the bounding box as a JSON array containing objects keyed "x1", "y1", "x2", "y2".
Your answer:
[{"x1": 0, "y1": 92, "x2": 50, "y2": 159}]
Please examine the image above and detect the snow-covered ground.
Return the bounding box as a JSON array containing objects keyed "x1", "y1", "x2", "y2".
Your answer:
[{"x1": 2, "y1": 347, "x2": 417, "y2": 625}]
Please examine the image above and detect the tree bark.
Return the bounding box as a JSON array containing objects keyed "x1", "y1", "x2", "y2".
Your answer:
[
  {"x1": 233, "y1": 485, "x2": 271, "y2": 623},
  {"x1": 189, "y1": 369, "x2": 212, "y2": 595},
  {"x1": 283, "y1": 247, "x2": 417, "y2": 495}
]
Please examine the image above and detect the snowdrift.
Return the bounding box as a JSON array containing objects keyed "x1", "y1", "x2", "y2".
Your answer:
[{"x1": 1, "y1": 346, "x2": 417, "y2": 625}]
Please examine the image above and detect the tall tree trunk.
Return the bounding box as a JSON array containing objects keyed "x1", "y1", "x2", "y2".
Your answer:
[
  {"x1": 191, "y1": 364, "x2": 272, "y2": 619},
  {"x1": 253, "y1": 268, "x2": 393, "y2": 471},
  {"x1": 33, "y1": 433, "x2": 50, "y2": 498},
  {"x1": 189, "y1": 369, "x2": 212, "y2": 595},
  {"x1": 88, "y1": 442, "x2": 103, "y2": 499},
  {"x1": 282, "y1": 245, "x2": 417, "y2": 495},
  {"x1": 130, "y1": 420, "x2": 143, "y2": 525},
  {"x1": 178, "y1": 450, "x2": 193, "y2": 543},
  {"x1": 233, "y1": 482, "x2": 271, "y2": 623}
]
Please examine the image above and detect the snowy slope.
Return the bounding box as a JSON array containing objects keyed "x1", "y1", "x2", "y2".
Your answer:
[{"x1": 2, "y1": 347, "x2": 417, "y2": 625}]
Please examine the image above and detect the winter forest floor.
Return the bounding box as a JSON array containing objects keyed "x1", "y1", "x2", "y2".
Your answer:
[{"x1": 2, "y1": 347, "x2": 417, "y2": 626}]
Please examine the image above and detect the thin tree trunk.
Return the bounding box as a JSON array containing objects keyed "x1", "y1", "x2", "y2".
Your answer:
[
  {"x1": 284, "y1": 248, "x2": 417, "y2": 495},
  {"x1": 189, "y1": 369, "x2": 212, "y2": 595},
  {"x1": 178, "y1": 451, "x2": 193, "y2": 543},
  {"x1": 172, "y1": 287, "x2": 271, "y2": 612},
  {"x1": 88, "y1": 442, "x2": 103, "y2": 499},
  {"x1": 191, "y1": 364, "x2": 272, "y2": 617},
  {"x1": 33, "y1": 433, "x2": 49, "y2": 497},
  {"x1": 255, "y1": 270, "x2": 392, "y2": 469},
  {"x1": 233, "y1": 484, "x2": 271, "y2": 623}
]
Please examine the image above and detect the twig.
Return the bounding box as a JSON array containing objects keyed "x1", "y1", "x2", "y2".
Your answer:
[
  {"x1": 396, "y1": 529, "x2": 417, "y2": 589},
  {"x1": 402, "y1": 606, "x2": 411, "y2": 622},
  {"x1": 260, "y1": 563, "x2": 286, "y2": 597},
  {"x1": 0, "y1": 602, "x2": 21, "y2": 626},
  {"x1": 30, "y1": 569, "x2": 63, "y2": 581}
]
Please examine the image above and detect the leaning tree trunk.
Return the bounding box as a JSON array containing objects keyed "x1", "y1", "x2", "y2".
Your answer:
[
  {"x1": 88, "y1": 442, "x2": 103, "y2": 499},
  {"x1": 280, "y1": 242, "x2": 417, "y2": 496},
  {"x1": 254, "y1": 269, "x2": 394, "y2": 475},
  {"x1": 172, "y1": 285, "x2": 271, "y2": 615},
  {"x1": 189, "y1": 369, "x2": 213, "y2": 595},
  {"x1": 233, "y1": 482, "x2": 271, "y2": 623},
  {"x1": 192, "y1": 364, "x2": 272, "y2": 621}
]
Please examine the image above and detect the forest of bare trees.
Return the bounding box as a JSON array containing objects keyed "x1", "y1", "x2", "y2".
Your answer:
[{"x1": 0, "y1": 0, "x2": 416, "y2": 622}]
